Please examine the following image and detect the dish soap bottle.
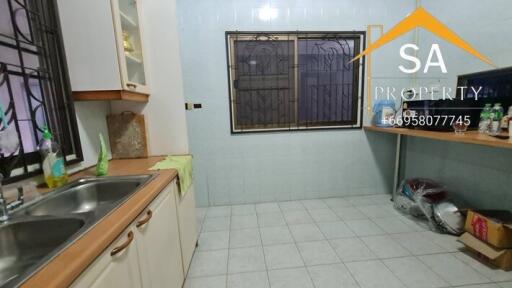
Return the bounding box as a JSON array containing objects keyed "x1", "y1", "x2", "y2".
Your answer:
[{"x1": 39, "y1": 128, "x2": 68, "y2": 188}]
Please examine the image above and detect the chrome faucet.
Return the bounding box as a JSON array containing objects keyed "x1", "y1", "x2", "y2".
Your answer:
[{"x1": 0, "y1": 175, "x2": 24, "y2": 222}]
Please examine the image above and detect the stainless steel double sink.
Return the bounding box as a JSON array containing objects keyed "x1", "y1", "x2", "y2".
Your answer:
[{"x1": 0, "y1": 174, "x2": 153, "y2": 287}]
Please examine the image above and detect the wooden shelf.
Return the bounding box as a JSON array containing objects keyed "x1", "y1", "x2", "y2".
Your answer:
[
  {"x1": 73, "y1": 90, "x2": 149, "y2": 102},
  {"x1": 364, "y1": 126, "x2": 512, "y2": 150}
]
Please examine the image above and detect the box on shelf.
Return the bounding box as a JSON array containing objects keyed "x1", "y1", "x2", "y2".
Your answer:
[
  {"x1": 459, "y1": 233, "x2": 512, "y2": 271},
  {"x1": 464, "y1": 210, "x2": 512, "y2": 248}
]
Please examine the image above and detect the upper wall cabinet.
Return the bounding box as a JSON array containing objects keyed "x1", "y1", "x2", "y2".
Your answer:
[{"x1": 57, "y1": 0, "x2": 149, "y2": 102}]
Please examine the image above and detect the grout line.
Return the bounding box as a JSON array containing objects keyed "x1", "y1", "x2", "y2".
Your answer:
[{"x1": 193, "y1": 197, "x2": 504, "y2": 287}]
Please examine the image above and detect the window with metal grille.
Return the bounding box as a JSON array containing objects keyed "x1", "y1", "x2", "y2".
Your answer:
[
  {"x1": 226, "y1": 32, "x2": 365, "y2": 133},
  {"x1": 0, "y1": 0, "x2": 82, "y2": 183}
]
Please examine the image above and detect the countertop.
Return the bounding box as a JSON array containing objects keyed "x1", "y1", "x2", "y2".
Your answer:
[
  {"x1": 364, "y1": 126, "x2": 512, "y2": 150},
  {"x1": 21, "y1": 157, "x2": 178, "y2": 288}
]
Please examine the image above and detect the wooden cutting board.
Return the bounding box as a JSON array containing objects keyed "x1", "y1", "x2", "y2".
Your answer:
[{"x1": 107, "y1": 112, "x2": 149, "y2": 159}]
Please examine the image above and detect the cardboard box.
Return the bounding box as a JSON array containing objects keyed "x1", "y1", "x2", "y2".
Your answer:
[
  {"x1": 459, "y1": 232, "x2": 512, "y2": 271},
  {"x1": 464, "y1": 210, "x2": 512, "y2": 248}
]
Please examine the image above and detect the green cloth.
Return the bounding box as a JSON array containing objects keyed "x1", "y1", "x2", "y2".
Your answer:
[{"x1": 150, "y1": 155, "x2": 192, "y2": 196}]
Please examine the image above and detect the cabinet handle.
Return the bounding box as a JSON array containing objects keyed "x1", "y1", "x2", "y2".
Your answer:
[
  {"x1": 136, "y1": 209, "x2": 153, "y2": 228},
  {"x1": 126, "y1": 83, "x2": 137, "y2": 90},
  {"x1": 110, "y1": 231, "x2": 134, "y2": 256}
]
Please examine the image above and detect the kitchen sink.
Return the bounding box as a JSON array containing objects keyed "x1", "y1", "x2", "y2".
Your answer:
[
  {"x1": 18, "y1": 175, "x2": 152, "y2": 217},
  {"x1": 0, "y1": 217, "x2": 85, "y2": 287},
  {"x1": 0, "y1": 174, "x2": 153, "y2": 287}
]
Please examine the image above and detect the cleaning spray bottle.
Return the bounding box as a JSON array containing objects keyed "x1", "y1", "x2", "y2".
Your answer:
[{"x1": 39, "y1": 127, "x2": 68, "y2": 188}]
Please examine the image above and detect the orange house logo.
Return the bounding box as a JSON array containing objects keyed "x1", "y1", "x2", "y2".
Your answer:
[{"x1": 351, "y1": 7, "x2": 495, "y2": 68}]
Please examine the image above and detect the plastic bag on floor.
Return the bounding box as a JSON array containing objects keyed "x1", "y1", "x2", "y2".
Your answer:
[{"x1": 394, "y1": 178, "x2": 463, "y2": 235}]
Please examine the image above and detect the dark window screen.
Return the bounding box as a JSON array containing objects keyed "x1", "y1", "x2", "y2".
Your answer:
[
  {"x1": 0, "y1": 0, "x2": 82, "y2": 183},
  {"x1": 234, "y1": 40, "x2": 295, "y2": 129},
  {"x1": 227, "y1": 32, "x2": 364, "y2": 133}
]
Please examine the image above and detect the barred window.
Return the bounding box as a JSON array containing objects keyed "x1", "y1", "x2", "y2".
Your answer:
[
  {"x1": 0, "y1": 0, "x2": 82, "y2": 183},
  {"x1": 226, "y1": 32, "x2": 365, "y2": 133}
]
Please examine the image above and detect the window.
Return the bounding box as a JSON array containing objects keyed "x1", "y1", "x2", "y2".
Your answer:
[
  {"x1": 226, "y1": 32, "x2": 365, "y2": 133},
  {"x1": 0, "y1": 0, "x2": 82, "y2": 183}
]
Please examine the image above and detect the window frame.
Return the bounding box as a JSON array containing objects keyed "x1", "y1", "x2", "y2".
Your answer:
[
  {"x1": 0, "y1": 0, "x2": 83, "y2": 184},
  {"x1": 225, "y1": 31, "x2": 366, "y2": 134}
]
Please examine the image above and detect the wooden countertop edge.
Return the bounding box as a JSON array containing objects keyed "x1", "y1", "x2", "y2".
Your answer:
[
  {"x1": 21, "y1": 157, "x2": 178, "y2": 288},
  {"x1": 364, "y1": 125, "x2": 512, "y2": 150}
]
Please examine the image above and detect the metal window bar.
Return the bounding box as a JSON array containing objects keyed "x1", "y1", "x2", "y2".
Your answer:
[
  {"x1": 0, "y1": 0, "x2": 82, "y2": 183},
  {"x1": 226, "y1": 31, "x2": 365, "y2": 134}
]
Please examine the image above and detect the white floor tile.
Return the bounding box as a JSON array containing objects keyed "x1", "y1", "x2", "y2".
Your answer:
[
  {"x1": 307, "y1": 263, "x2": 359, "y2": 288},
  {"x1": 317, "y1": 221, "x2": 356, "y2": 239},
  {"x1": 345, "y1": 196, "x2": 377, "y2": 206},
  {"x1": 332, "y1": 207, "x2": 368, "y2": 220},
  {"x1": 346, "y1": 260, "x2": 406, "y2": 288},
  {"x1": 456, "y1": 284, "x2": 501, "y2": 288},
  {"x1": 289, "y1": 224, "x2": 325, "y2": 242},
  {"x1": 297, "y1": 240, "x2": 340, "y2": 266},
  {"x1": 229, "y1": 228, "x2": 261, "y2": 248},
  {"x1": 323, "y1": 198, "x2": 352, "y2": 209},
  {"x1": 228, "y1": 246, "x2": 266, "y2": 274},
  {"x1": 301, "y1": 199, "x2": 328, "y2": 210},
  {"x1": 365, "y1": 194, "x2": 393, "y2": 205},
  {"x1": 198, "y1": 231, "x2": 230, "y2": 251},
  {"x1": 203, "y1": 217, "x2": 231, "y2": 232},
  {"x1": 283, "y1": 210, "x2": 314, "y2": 225},
  {"x1": 188, "y1": 250, "x2": 229, "y2": 277},
  {"x1": 421, "y1": 231, "x2": 465, "y2": 252},
  {"x1": 260, "y1": 226, "x2": 294, "y2": 245},
  {"x1": 357, "y1": 205, "x2": 397, "y2": 219},
  {"x1": 264, "y1": 243, "x2": 304, "y2": 269},
  {"x1": 231, "y1": 214, "x2": 258, "y2": 230},
  {"x1": 391, "y1": 232, "x2": 447, "y2": 255},
  {"x1": 344, "y1": 219, "x2": 385, "y2": 236},
  {"x1": 268, "y1": 267, "x2": 314, "y2": 288},
  {"x1": 361, "y1": 235, "x2": 410, "y2": 259},
  {"x1": 256, "y1": 203, "x2": 281, "y2": 214},
  {"x1": 308, "y1": 209, "x2": 340, "y2": 223},
  {"x1": 329, "y1": 237, "x2": 377, "y2": 262},
  {"x1": 418, "y1": 253, "x2": 490, "y2": 286},
  {"x1": 227, "y1": 271, "x2": 269, "y2": 288},
  {"x1": 258, "y1": 212, "x2": 286, "y2": 227},
  {"x1": 231, "y1": 204, "x2": 256, "y2": 216},
  {"x1": 373, "y1": 217, "x2": 418, "y2": 234},
  {"x1": 207, "y1": 206, "x2": 231, "y2": 218},
  {"x1": 383, "y1": 256, "x2": 449, "y2": 288},
  {"x1": 454, "y1": 251, "x2": 512, "y2": 282},
  {"x1": 278, "y1": 201, "x2": 305, "y2": 211},
  {"x1": 184, "y1": 275, "x2": 226, "y2": 288}
]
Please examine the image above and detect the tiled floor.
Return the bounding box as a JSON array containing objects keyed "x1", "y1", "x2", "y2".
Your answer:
[{"x1": 186, "y1": 195, "x2": 512, "y2": 288}]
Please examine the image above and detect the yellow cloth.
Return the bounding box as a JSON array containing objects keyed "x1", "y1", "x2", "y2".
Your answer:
[{"x1": 149, "y1": 155, "x2": 192, "y2": 196}]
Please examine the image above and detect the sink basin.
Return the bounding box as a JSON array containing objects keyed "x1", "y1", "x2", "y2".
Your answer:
[
  {"x1": 0, "y1": 174, "x2": 154, "y2": 287},
  {"x1": 21, "y1": 175, "x2": 152, "y2": 216},
  {"x1": 0, "y1": 217, "x2": 85, "y2": 287}
]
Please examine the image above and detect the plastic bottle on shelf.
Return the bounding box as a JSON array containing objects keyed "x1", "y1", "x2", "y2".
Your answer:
[
  {"x1": 478, "y1": 103, "x2": 492, "y2": 133},
  {"x1": 488, "y1": 103, "x2": 504, "y2": 136},
  {"x1": 38, "y1": 128, "x2": 68, "y2": 188},
  {"x1": 500, "y1": 106, "x2": 512, "y2": 131}
]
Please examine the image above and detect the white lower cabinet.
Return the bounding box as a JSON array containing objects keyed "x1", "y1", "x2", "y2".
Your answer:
[
  {"x1": 174, "y1": 184, "x2": 198, "y2": 275},
  {"x1": 72, "y1": 179, "x2": 189, "y2": 288},
  {"x1": 136, "y1": 182, "x2": 184, "y2": 288},
  {"x1": 71, "y1": 229, "x2": 142, "y2": 288}
]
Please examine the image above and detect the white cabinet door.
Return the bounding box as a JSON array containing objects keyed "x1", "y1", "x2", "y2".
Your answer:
[
  {"x1": 111, "y1": 0, "x2": 150, "y2": 94},
  {"x1": 135, "y1": 181, "x2": 184, "y2": 288},
  {"x1": 72, "y1": 229, "x2": 142, "y2": 288},
  {"x1": 174, "y1": 183, "x2": 198, "y2": 275}
]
